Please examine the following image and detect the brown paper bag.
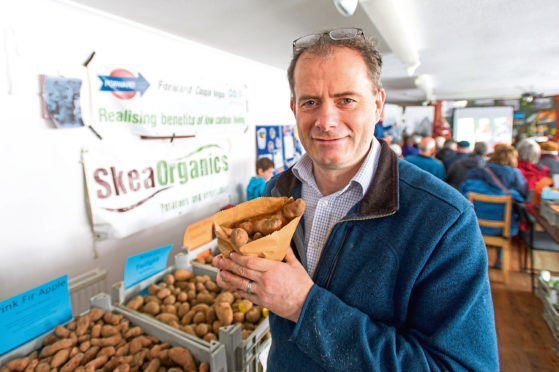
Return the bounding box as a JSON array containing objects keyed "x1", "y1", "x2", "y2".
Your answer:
[{"x1": 213, "y1": 197, "x2": 303, "y2": 261}]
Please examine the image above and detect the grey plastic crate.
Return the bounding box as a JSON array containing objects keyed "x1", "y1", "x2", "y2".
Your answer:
[
  {"x1": 0, "y1": 292, "x2": 227, "y2": 372},
  {"x1": 112, "y1": 252, "x2": 271, "y2": 372}
]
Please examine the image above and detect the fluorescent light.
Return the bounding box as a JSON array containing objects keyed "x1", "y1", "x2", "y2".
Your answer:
[{"x1": 361, "y1": 0, "x2": 420, "y2": 76}]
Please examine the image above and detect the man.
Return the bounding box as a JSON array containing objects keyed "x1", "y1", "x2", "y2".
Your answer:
[
  {"x1": 435, "y1": 137, "x2": 457, "y2": 163},
  {"x1": 214, "y1": 28, "x2": 498, "y2": 371},
  {"x1": 444, "y1": 140, "x2": 471, "y2": 169},
  {"x1": 404, "y1": 137, "x2": 445, "y2": 180},
  {"x1": 446, "y1": 141, "x2": 488, "y2": 189},
  {"x1": 538, "y1": 141, "x2": 559, "y2": 176}
]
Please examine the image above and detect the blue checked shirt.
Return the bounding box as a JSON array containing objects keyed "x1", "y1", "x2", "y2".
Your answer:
[{"x1": 292, "y1": 138, "x2": 381, "y2": 276}]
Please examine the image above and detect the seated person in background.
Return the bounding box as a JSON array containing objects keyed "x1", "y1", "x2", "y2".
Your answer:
[
  {"x1": 446, "y1": 141, "x2": 488, "y2": 189},
  {"x1": 538, "y1": 141, "x2": 559, "y2": 176},
  {"x1": 460, "y1": 144, "x2": 527, "y2": 269},
  {"x1": 435, "y1": 138, "x2": 457, "y2": 163},
  {"x1": 516, "y1": 139, "x2": 549, "y2": 191},
  {"x1": 443, "y1": 140, "x2": 471, "y2": 169},
  {"x1": 405, "y1": 137, "x2": 445, "y2": 180},
  {"x1": 246, "y1": 157, "x2": 274, "y2": 200},
  {"x1": 401, "y1": 134, "x2": 420, "y2": 156}
]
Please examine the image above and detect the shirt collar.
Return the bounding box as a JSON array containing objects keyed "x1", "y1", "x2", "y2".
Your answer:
[{"x1": 292, "y1": 137, "x2": 380, "y2": 197}]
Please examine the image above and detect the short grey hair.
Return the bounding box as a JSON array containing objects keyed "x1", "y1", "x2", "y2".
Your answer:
[
  {"x1": 516, "y1": 139, "x2": 541, "y2": 164},
  {"x1": 473, "y1": 142, "x2": 488, "y2": 156}
]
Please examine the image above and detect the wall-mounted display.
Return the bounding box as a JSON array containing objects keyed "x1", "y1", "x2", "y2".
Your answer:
[
  {"x1": 40, "y1": 75, "x2": 84, "y2": 128},
  {"x1": 255, "y1": 125, "x2": 303, "y2": 172}
]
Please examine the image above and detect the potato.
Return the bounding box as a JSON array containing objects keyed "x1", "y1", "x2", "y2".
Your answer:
[
  {"x1": 245, "y1": 306, "x2": 262, "y2": 323},
  {"x1": 143, "y1": 301, "x2": 161, "y2": 316},
  {"x1": 215, "y1": 291, "x2": 234, "y2": 304},
  {"x1": 76, "y1": 315, "x2": 90, "y2": 336},
  {"x1": 195, "y1": 323, "x2": 210, "y2": 337},
  {"x1": 90, "y1": 323, "x2": 102, "y2": 338},
  {"x1": 155, "y1": 313, "x2": 178, "y2": 325},
  {"x1": 35, "y1": 362, "x2": 50, "y2": 372},
  {"x1": 233, "y1": 312, "x2": 245, "y2": 323},
  {"x1": 156, "y1": 288, "x2": 171, "y2": 299},
  {"x1": 81, "y1": 345, "x2": 100, "y2": 365},
  {"x1": 182, "y1": 325, "x2": 196, "y2": 337},
  {"x1": 40, "y1": 338, "x2": 74, "y2": 357},
  {"x1": 181, "y1": 309, "x2": 196, "y2": 325},
  {"x1": 103, "y1": 312, "x2": 122, "y2": 325},
  {"x1": 199, "y1": 362, "x2": 210, "y2": 372},
  {"x1": 60, "y1": 353, "x2": 83, "y2": 372},
  {"x1": 177, "y1": 303, "x2": 191, "y2": 318},
  {"x1": 242, "y1": 329, "x2": 253, "y2": 339},
  {"x1": 196, "y1": 292, "x2": 214, "y2": 305},
  {"x1": 126, "y1": 296, "x2": 144, "y2": 311},
  {"x1": 163, "y1": 295, "x2": 176, "y2": 305},
  {"x1": 174, "y1": 269, "x2": 194, "y2": 281},
  {"x1": 6, "y1": 357, "x2": 29, "y2": 371},
  {"x1": 54, "y1": 325, "x2": 71, "y2": 338},
  {"x1": 212, "y1": 320, "x2": 223, "y2": 335},
  {"x1": 168, "y1": 347, "x2": 196, "y2": 372},
  {"x1": 205, "y1": 280, "x2": 219, "y2": 292},
  {"x1": 88, "y1": 308, "x2": 105, "y2": 322},
  {"x1": 230, "y1": 228, "x2": 249, "y2": 248},
  {"x1": 253, "y1": 217, "x2": 283, "y2": 235},
  {"x1": 282, "y1": 198, "x2": 306, "y2": 219},
  {"x1": 91, "y1": 334, "x2": 122, "y2": 347},
  {"x1": 193, "y1": 311, "x2": 206, "y2": 324},
  {"x1": 97, "y1": 346, "x2": 116, "y2": 358},
  {"x1": 203, "y1": 333, "x2": 217, "y2": 343},
  {"x1": 177, "y1": 292, "x2": 188, "y2": 302},
  {"x1": 215, "y1": 302, "x2": 233, "y2": 325},
  {"x1": 101, "y1": 325, "x2": 119, "y2": 337},
  {"x1": 43, "y1": 334, "x2": 58, "y2": 346},
  {"x1": 144, "y1": 359, "x2": 160, "y2": 372},
  {"x1": 84, "y1": 355, "x2": 108, "y2": 369},
  {"x1": 50, "y1": 349, "x2": 70, "y2": 368}
]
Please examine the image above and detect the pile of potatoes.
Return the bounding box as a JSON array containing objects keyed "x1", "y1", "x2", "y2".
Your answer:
[
  {"x1": 0, "y1": 307, "x2": 208, "y2": 372},
  {"x1": 221, "y1": 198, "x2": 305, "y2": 250},
  {"x1": 125, "y1": 269, "x2": 268, "y2": 342}
]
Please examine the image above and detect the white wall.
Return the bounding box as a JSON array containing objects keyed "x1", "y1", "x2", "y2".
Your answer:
[{"x1": 0, "y1": 0, "x2": 295, "y2": 300}]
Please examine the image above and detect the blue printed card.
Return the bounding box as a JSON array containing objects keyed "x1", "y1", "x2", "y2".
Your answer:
[
  {"x1": 123, "y1": 244, "x2": 173, "y2": 288},
  {"x1": 0, "y1": 275, "x2": 72, "y2": 355}
]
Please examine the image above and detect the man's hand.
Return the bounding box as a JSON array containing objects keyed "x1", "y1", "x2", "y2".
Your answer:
[{"x1": 212, "y1": 248, "x2": 314, "y2": 323}]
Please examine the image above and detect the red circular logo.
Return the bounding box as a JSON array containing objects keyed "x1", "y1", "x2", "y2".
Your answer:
[{"x1": 110, "y1": 69, "x2": 136, "y2": 100}]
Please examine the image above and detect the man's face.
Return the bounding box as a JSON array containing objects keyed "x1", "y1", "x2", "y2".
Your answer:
[{"x1": 290, "y1": 47, "x2": 385, "y2": 173}]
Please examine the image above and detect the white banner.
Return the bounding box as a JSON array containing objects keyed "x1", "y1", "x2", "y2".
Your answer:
[
  {"x1": 82, "y1": 139, "x2": 231, "y2": 240},
  {"x1": 86, "y1": 56, "x2": 248, "y2": 137}
]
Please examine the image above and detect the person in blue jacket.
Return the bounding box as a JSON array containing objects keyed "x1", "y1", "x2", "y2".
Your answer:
[
  {"x1": 461, "y1": 143, "x2": 527, "y2": 268},
  {"x1": 214, "y1": 28, "x2": 498, "y2": 371},
  {"x1": 246, "y1": 157, "x2": 275, "y2": 200}
]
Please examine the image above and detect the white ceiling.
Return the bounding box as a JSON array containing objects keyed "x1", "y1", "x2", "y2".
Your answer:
[{"x1": 69, "y1": 0, "x2": 559, "y2": 104}]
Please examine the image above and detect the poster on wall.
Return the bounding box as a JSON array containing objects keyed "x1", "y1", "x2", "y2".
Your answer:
[
  {"x1": 256, "y1": 125, "x2": 303, "y2": 172},
  {"x1": 86, "y1": 56, "x2": 248, "y2": 137},
  {"x1": 403, "y1": 106, "x2": 434, "y2": 137},
  {"x1": 40, "y1": 75, "x2": 84, "y2": 128},
  {"x1": 82, "y1": 138, "x2": 231, "y2": 240},
  {"x1": 382, "y1": 103, "x2": 403, "y2": 143}
]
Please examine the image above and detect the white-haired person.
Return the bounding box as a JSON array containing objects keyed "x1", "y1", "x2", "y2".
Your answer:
[{"x1": 516, "y1": 138, "x2": 549, "y2": 191}]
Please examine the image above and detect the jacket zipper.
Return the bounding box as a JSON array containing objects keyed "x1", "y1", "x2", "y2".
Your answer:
[{"x1": 315, "y1": 211, "x2": 397, "y2": 286}]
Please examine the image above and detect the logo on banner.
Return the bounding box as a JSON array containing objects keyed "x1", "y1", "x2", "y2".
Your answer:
[
  {"x1": 93, "y1": 144, "x2": 229, "y2": 212},
  {"x1": 98, "y1": 69, "x2": 150, "y2": 100}
]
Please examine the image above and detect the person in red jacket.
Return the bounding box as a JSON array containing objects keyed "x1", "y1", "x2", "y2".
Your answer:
[{"x1": 517, "y1": 138, "x2": 549, "y2": 191}]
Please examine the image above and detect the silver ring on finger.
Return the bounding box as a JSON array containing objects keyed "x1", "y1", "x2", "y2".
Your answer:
[{"x1": 247, "y1": 280, "x2": 253, "y2": 294}]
